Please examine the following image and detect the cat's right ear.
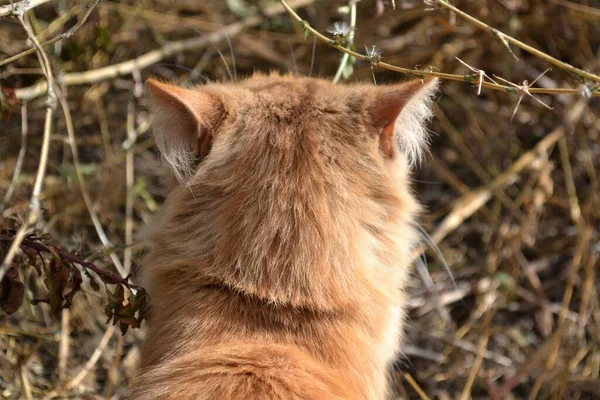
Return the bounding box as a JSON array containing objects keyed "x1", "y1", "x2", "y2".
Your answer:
[{"x1": 146, "y1": 79, "x2": 224, "y2": 184}]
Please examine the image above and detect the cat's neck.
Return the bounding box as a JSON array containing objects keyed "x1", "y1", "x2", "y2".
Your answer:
[{"x1": 143, "y1": 174, "x2": 418, "y2": 313}]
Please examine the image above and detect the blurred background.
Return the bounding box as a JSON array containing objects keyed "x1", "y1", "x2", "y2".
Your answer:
[{"x1": 0, "y1": 0, "x2": 599, "y2": 399}]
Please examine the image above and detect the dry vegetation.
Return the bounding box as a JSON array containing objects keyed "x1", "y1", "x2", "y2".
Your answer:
[{"x1": 0, "y1": 0, "x2": 599, "y2": 399}]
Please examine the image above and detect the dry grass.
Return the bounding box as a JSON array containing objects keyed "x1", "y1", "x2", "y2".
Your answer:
[{"x1": 1, "y1": 0, "x2": 599, "y2": 399}]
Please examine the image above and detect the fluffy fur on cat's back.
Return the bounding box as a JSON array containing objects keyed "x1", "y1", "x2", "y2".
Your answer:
[{"x1": 126, "y1": 73, "x2": 438, "y2": 399}]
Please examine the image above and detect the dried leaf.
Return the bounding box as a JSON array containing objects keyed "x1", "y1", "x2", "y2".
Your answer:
[
  {"x1": 22, "y1": 248, "x2": 41, "y2": 275},
  {"x1": 0, "y1": 268, "x2": 25, "y2": 314},
  {"x1": 85, "y1": 270, "x2": 100, "y2": 291},
  {"x1": 43, "y1": 258, "x2": 69, "y2": 315},
  {"x1": 128, "y1": 289, "x2": 144, "y2": 312},
  {"x1": 64, "y1": 267, "x2": 83, "y2": 307}
]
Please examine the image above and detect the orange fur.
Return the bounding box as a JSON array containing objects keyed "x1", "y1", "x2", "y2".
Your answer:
[{"x1": 126, "y1": 73, "x2": 438, "y2": 399}]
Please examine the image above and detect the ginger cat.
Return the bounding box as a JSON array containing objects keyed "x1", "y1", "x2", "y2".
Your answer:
[{"x1": 126, "y1": 73, "x2": 438, "y2": 399}]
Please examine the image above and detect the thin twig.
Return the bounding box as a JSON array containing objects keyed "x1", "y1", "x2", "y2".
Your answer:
[
  {"x1": 57, "y1": 308, "x2": 70, "y2": 382},
  {"x1": 42, "y1": 325, "x2": 115, "y2": 400},
  {"x1": 432, "y1": 0, "x2": 600, "y2": 84},
  {"x1": 0, "y1": 12, "x2": 57, "y2": 283},
  {"x1": 103, "y1": 334, "x2": 124, "y2": 399},
  {"x1": 456, "y1": 56, "x2": 497, "y2": 95},
  {"x1": 19, "y1": 365, "x2": 33, "y2": 400},
  {"x1": 460, "y1": 311, "x2": 492, "y2": 400},
  {"x1": 0, "y1": 0, "x2": 102, "y2": 67},
  {"x1": 0, "y1": 102, "x2": 29, "y2": 212},
  {"x1": 0, "y1": 0, "x2": 52, "y2": 18},
  {"x1": 410, "y1": 128, "x2": 565, "y2": 264},
  {"x1": 577, "y1": 251, "x2": 597, "y2": 336},
  {"x1": 492, "y1": 323, "x2": 568, "y2": 399},
  {"x1": 494, "y1": 69, "x2": 554, "y2": 122},
  {"x1": 123, "y1": 71, "x2": 142, "y2": 276},
  {"x1": 558, "y1": 136, "x2": 582, "y2": 226},
  {"x1": 56, "y1": 88, "x2": 126, "y2": 276},
  {"x1": 277, "y1": 0, "x2": 600, "y2": 97},
  {"x1": 13, "y1": 0, "x2": 316, "y2": 101},
  {"x1": 0, "y1": 235, "x2": 142, "y2": 290},
  {"x1": 548, "y1": 0, "x2": 600, "y2": 18},
  {"x1": 403, "y1": 372, "x2": 432, "y2": 400}
]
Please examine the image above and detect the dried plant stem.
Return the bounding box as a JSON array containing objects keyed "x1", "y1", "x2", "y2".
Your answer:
[
  {"x1": 56, "y1": 90, "x2": 126, "y2": 276},
  {"x1": 529, "y1": 227, "x2": 592, "y2": 398},
  {"x1": 0, "y1": 0, "x2": 103, "y2": 68},
  {"x1": 13, "y1": 0, "x2": 315, "y2": 101},
  {"x1": 0, "y1": 13, "x2": 56, "y2": 283},
  {"x1": 409, "y1": 128, "x2": 564, "y2": 265},
  {"x1": 42, "y1": 325, "x2": 115, "y2": 400},
  {"x1": 492, "y1": 323, "x2": 568, "y2": 399},
  {"x1": 433, "y1": 0, "x2": 600, "y2": 84},
  {"x1": 558, "y1": 136, "x2": 582, "y2": 226},
  {"x1": 459, "y1": 311, "x2": 492, "y2": 400},
  {"x1": 278, "y1": 0, "x2": 600, "y2": 97},
  {"x1": 549, "y1": 0, "x2": 600, "y2": 18},
  {"x1": 123, "y1": 88, "x2": 140, "y2": 275},
  {"x1": 577, "y1": 251, "x2": 597, "y2": 336},
  {"x1": 57, "y1": 308, "x2": 70, "y2": 382},
  {"x1": 0, "y1": 103, "x2": 28, "y2": 211},
  {"x1": 1, "y1": 235, "x2": 141, "y2": 289},
  {"x1": 103, "y1": 334, "x2": 124, "y2": 399},
  {"x1": 19, "y1": 364, "x2": 33, "y2": 400},
  {"x1": 0, "y1": 0, "x2": 51, "y2": 18},
  {"x1": 403, "y1": 372, "x2": 431, "y2": 400},
  {"x1": 332, "y1": 1, "x2": 357, "y2": 84}
]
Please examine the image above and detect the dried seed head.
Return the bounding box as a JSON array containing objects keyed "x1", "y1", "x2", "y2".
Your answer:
[
  {"x1": 327, "y1": 21, "x2": 353, "y2": 38},
  {"x1": 578, "y1": 84, "x2": 592, "y2": 99},
  {"x1": 365, "y1": 45, "x2": 382, "y2": 66}
]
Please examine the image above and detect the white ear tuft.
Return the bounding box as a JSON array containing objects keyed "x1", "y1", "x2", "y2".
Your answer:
[
  {"x1": 149, "y1": 107, "x2": 199, "y2": 184},
  {"x1": 146, "y1": 79, "x2": 223, "y2": 185},
  {"x1": 394, "y1": 78, "x2": 439, "y2": 166}
]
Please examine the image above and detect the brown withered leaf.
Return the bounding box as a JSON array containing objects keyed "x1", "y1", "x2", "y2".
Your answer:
[
  {"x1": 1, "y1": 232, "x2": 147, "y2": 332},
  {"x1": 104, "y1": 284, "x2": 125, "y2": 323},
  {"x1": 128, "y1": 288, "x2": 145, "y2": 312},
  {"x1": 21, "y1": 248, "x2": 42, "y2": 275},
  {"x1": 64, "y1": 266, "x2": 83, "y2": 308},
  {"x1": 0, "y1": 268, "x2": 25, "y2": 315},
  {"x1": 43, "y1": 258, "x2": 70, "y2": 315},
  {"x1": 84, "y1": 269, "x2": 100, "y2": 291}
]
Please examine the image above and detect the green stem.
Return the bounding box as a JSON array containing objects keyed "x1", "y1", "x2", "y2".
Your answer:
[{"x1": 332, "y1": 2, "x2": 357, "y2": 84}]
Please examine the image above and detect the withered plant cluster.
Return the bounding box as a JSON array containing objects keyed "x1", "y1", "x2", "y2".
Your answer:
[{"x1": 0, "y1": 0, "x2": 598, "y2": 399}]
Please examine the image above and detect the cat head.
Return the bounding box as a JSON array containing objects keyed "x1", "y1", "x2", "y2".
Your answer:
[{"x1": 146, "y1": 73, "x2": 438, "y2": 186}]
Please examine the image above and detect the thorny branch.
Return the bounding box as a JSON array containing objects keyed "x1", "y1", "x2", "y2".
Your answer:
[
  {"x1": 494, "y1": 69, "x2": 554, "y2": 122},
  {"x1": 430, "y1": 0, "x2": 600, "y2": 84},
  {"x1": 278, "y1": 0, "x2": 600, "y2": 98}
]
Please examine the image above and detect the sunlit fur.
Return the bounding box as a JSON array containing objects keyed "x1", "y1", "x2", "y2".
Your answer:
[{"x1": 127, "y1": 73, "x2": 438, "y2": 399}]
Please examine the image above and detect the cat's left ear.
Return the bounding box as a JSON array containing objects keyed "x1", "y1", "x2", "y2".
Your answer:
[
  {"x1": 369, "y1": 78, "x2": 439, "y2": 164},
  {"x1": 146, "y1": 79, "x2": 225, "y2": 184}
]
